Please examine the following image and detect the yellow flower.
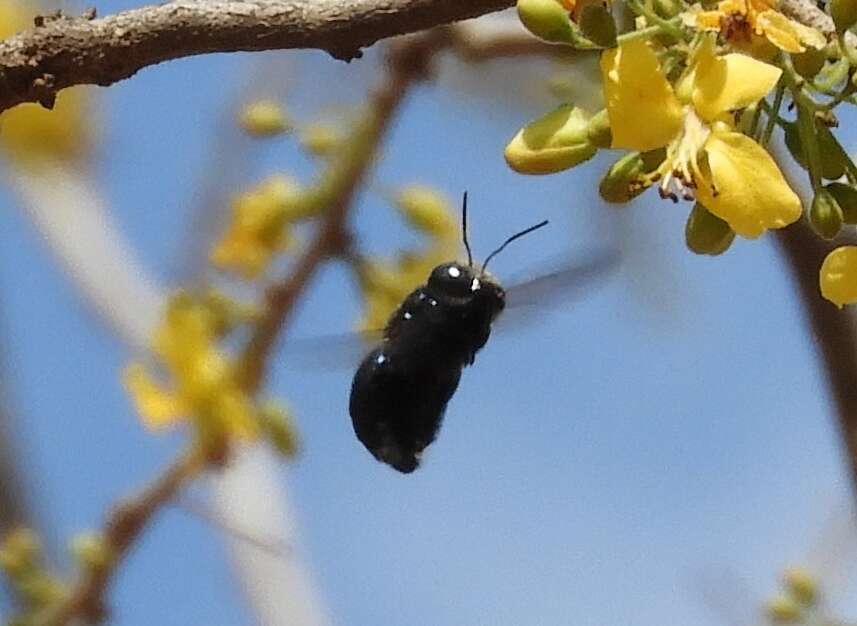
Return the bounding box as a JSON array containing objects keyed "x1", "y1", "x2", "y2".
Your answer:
[
  {"x1": 819, "y1": 246, "x2": 857, "y2": 307},
  {"x1": 601, "y1": 37, "x2": 801, "y2": 238},
  {"x1": 683, "y1": 0, "x2": 826, "y2": 53},
  {"x1": 210, "y1": 175, "x2": 301, "y2": 279},
  {"x1": 124, "y1": 294, "x2": 259, "y2": 439}
]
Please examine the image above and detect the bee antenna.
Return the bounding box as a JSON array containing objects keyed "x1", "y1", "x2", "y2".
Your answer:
[
  {"x1": 481, "y1": 219, "x2": 549, "y2": 274},
  {"x1": 462, "y1": 191, "x2": 474, "y2": 267}
]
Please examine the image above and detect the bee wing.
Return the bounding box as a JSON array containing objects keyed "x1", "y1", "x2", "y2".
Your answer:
[
  {"x1": 281, "y1": 329, "x2": 383, "y2": 370},
  {"x1": 498, "y1": 248, "x2": 621, "y2": 329}
]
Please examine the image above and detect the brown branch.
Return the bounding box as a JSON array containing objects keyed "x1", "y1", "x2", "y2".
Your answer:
[
  {"x1": 237, "y1": 30, "x2": 446, "y2": 393},
  {"x1": 0, "y1": 0, "x2": 512, "y2": 114},
  {"x1": 775, "y1": 221, "x2": 857, "y2": 499},
  {"x1": 41, "y1": 448, "x2": 205, "y2": 626}
]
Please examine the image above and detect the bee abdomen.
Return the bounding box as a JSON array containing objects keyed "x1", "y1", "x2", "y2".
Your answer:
[{"x1": 349, "y1": 347, "x2": 462, "y2": 473}]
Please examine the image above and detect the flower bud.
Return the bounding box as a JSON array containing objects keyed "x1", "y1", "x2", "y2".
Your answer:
[
  {"x1": 299, "y1": 123, "x2": 341, "y2": 157},
  {"x1": 782, "y1": 567, "x2": 817, "y2": 607},
  {"x1": 517, "y1": 0, "x2": 574, "y2": 44},
  {"x1": 685, "y1": 203, "x2": 735, "y2": 255},
  {"x1": 586, "y1": 109, "x2": 612, "y2": 148},
  {"x1": 810, "y1": 189, "x2": 843, "y2": 239},
  {"x1": 393, "y1": 186, "x2": 456, "y2": 237},
  {"x1": 791, "y1": 49, "x2": 826, "y2": 79},
  {"x1": 831, "y1": 0, "x2": 857, "y2": 32},
  {"x1": 71, "y1": 532, "x2": 112, "y2": 572},
  {"x1": 239, "y1": 100, "x2": 290, "y2": 137},
  {"x1": 579, "y1": 3, "x2": 616, "y2": 47},
  {"x1": 599, "y1": 152, "x2": 647, "y2": 203},
  {"x1": 505, "y1": 104, "x2": 597, "y2": 174},
  {"x1": 766, "y1": 594, "x2": 801, "y2": 623},
  {"x1": 653, "y1": 0, "x2": 682, "y2": 17},
  {"x1": 820, "y1": 246, "x2": 857, "y2": 307},
  {"x1": 826, "y1": 182, "x2": 857, "y2": 223}
]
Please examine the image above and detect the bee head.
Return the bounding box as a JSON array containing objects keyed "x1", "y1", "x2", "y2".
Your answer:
[{"x1": 428, "y1": 262, "x2": 478, "y2": 298}]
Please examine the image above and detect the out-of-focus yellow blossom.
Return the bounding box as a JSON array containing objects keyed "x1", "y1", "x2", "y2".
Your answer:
[
  {"x1": 393, "y1": 186, "x2": 457, "y2": 238},
  {"x1": 602, "y1": 37, "x2": 801, "y2": 238},
  {"x1": 820, "y1": 246, "x2": 857, "y2": 307},
  {"x1": 683, "y1": 0, "x2": 825, "y2": 53},
  {"x1": 0, "y1": 90, "x2": 92, "y2": 164},
  {"x1": 238, "y1": 100, "x2": 291, "y2": 137},
  {"x1": 210, "y1": 175, "x2": 302, "y2": 279},
  {"x1": 0, "y1": 5, "x2": 92, "y2": 165},
  {"x1": 124, "y1": 294, "x2": 259, "y2": 440}
]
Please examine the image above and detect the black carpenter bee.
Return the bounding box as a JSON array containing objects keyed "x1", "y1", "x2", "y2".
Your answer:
[{"x1": 348, "y1": 193, "x2": 613, "y2": 473}]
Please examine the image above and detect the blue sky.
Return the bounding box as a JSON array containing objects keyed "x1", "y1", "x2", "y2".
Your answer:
[{"x1": 0, "y1": 3, "x2": 856, "y2": 625}]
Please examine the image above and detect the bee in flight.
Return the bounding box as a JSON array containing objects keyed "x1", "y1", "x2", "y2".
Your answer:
[{"x1": 349, "y1": 193, "x2": 615, "y2": 473}]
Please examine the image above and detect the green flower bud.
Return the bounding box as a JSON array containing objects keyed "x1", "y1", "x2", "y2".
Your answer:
[
  {"x1": 766, "y1": 594, "x2": 801, "y2": 623},
  {"x1": 517, "y1": 0, "x2": 574, "y2": 44},
  {"x1": 826, "y1": 182, "x2": 857, "y2": 223},
  {"x1": 586, "y1": 109, "x2": 612, "y2": 148},
  {"x1": 653, "y1": 0, "x2": 682, "y2": 17},
  {"x1": 791, "y1": 49, "x2": 826, "y2": 79},
  {"x1": 685, "y1": 203, "x2": 735, "y2": 255},
  {"x1": 71, "y1": 532, "x2": 112, "y2": 572},
  {"x1": 831, "y1": 0, "x2": 857, "y2": 32},
  {"x1": 599, "y1": 152, "x2": 647, "y2": 203},
  {"x1": 505, "y1": 104, "x2": 597, "y2": 174},
  {"x1": 261, "y1": 403, "x2": 299, "y2": 458},
  {"x1": 782, "y1": 567, "x2": 817, "y2": 608},
  {"x1": 579, "y1": 3, "x2": 617, "y2": 47},
  {"x1": 810, "y1": 188, "x2": 844, "y2": 239}
]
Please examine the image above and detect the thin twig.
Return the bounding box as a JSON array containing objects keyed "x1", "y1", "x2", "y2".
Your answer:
[
  {"x1": 0, "y1": 0, "x2": 512, "y2": 114},
  {"x1": 237, "y1": 30, "x2": 447, "y2": 393},
  {"x1": 40, "y1": 448, "x2": 205, "y2": 626}
]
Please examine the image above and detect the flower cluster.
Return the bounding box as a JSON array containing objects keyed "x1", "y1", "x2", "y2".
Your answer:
[{"x1": 513, "y1": 0, "x2": 857, "y2": 307}]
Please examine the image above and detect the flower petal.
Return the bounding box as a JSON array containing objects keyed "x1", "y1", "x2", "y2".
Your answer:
[
  {"x1": 756, "y1": 10, "x2": 804, "y2": 51},
  {"x1": 820, "y1": 246, "x2": 857, "y2": 307},
  {"x1": 696, "y1": 130, "x2": 801, "y2": 238},
  {"x1": 600, "y1": 39, "x2": 683, "y2": 151},
  {"x1": 692, "y1": 45, "x2": 781, "y2": 120},
  {"x1": 123, "y1": 364, "x2": 188, "y2": 430}
]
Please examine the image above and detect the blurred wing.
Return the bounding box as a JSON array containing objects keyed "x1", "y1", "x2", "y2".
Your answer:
[
  {"x1": 280, "y1": 329, "x2": 382, "y2": 370},
  {"x1": 498, "y1": 248, "x2": 621, "y2": 329},
  {"x1": 283, "y1": 248, "x2": 620, "y2": 368}
]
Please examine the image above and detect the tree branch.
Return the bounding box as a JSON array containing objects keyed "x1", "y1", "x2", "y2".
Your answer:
[{"x1": 0, "y1": 0, "x2": 512, "y2": 114}]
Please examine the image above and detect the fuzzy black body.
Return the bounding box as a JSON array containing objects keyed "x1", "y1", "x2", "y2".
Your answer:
[{"x1": 349, "y1": 262, "x2": 506, "y2": 473}]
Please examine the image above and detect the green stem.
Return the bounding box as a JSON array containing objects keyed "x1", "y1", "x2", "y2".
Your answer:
[
  {"x1": 624, "y1": 0, "x2": 686, "y2": 40},
  {"x1": 783, "y1": 57, "x2": 823, "y2": 190},
  {"x1": 761, "y1": 82, "x2": 786, "y2": 146},
  {"x1": 811, "y1": 57, "x2": 850, "y2": 94},
  {"x1": 616, "y1": 23, "x2": 667, "y2": 42}
]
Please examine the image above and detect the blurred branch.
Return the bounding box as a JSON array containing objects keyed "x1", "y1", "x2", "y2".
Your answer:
[
  {"x1": 775, "y1": 222, "x2": 857, "y2": 499},
  {"x1": 42, "y1": 447, "x2": 205, "y2": 626},
  {"x1": 237, "y1": 30, "x2": 445, "y2": 392},
  {"x1": 0, "y1": 0, "x2": 513, "y2": 114}
]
